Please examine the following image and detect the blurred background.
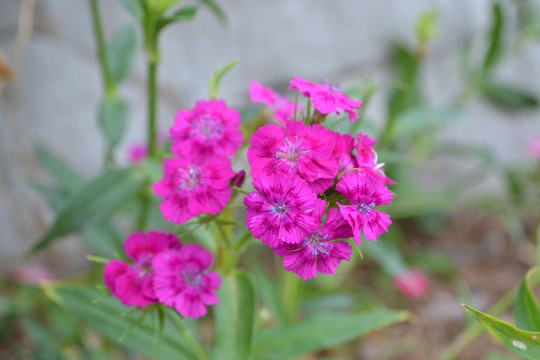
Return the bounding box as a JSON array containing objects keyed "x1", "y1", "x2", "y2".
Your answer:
[{"x1": 1, "y1": 0, "x2": 540, "y2": 359}]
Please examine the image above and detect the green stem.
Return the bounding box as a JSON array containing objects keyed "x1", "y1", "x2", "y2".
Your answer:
[
  {"x1": 89, "y1": 0, "x2": 115, "y2": 97},
  {"x1": 147, "y1": 60, "x2": 158, "y2": 158},
  {"x1": 168, "y1": 310, "x2": 208, "y2": 360},
  {"x1": 136, "y1": 188, "x2": 151, "y2": 231},
  {"x1": 143, "y1": 5, "x2": 159, "y2": 159}
]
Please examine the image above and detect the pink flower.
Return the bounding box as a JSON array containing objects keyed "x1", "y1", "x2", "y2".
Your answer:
[
  {"x1": 393, "y1": 268, "x2": 430, "y2": 299},
  {"x1": 103, "y1": 231, "x2": 181, "y2": 307},
  {"x1": 9, "y1": 265, "x2": 53, "y2": 286},
  {"x1": 170, "y1": 100, "x2": 243, "y2": 162},
  {"x1": 244, "y1": 174, "x2": 319, "y2": 248},
  {"x1": 152, "y1": 243, "x2": 221, "y2": 318},
  {"x1": 528, "y1": 135, "x2": 540, "y2": 159},
  {"x1": 336, "y1": 172, "x2": 393, "y2": 245},
  {"x1": 154, "y1": 156, "x2": 234, "y2": 225},
  {"x1": 249, "y1": 80, "x2": 298, "y2": 124},
  {"x1": 127, "y1": 143, "x2": 148, "y2": 164},
  {"x1": 289, "y1": 76, "x2": 362, "y2": 122},
  {"x1": 355, "y1": 133, "x2": 396, "y2": 185},
  {"x1": 247, "y1": 121, "x2": 338, "y2": 193},
  {"x1": 274, "y1": 200, "x2": 353, "y2": 280},
  {"x1": 127, "y1": 132, "x2": 167, "y2": 165}
]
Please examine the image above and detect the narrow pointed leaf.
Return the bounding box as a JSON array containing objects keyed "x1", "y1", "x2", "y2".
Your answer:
[
  {"x1": 35, "y1": 144, "x2": 84, "y2": 193},
  {"x1": 98, "y1": 98, "x2": 129, "y2": 148},
  {"x1": 483, "y1": 3, "x2": 504, "y2": 73},
  {"x1": 463, "y1": 304, "x2": 540, "y2": 359},
  {"x1": 28, "y1": 169, "x2": 144, "y2": 256},
  {"x1": 197, "y1": 0, "x2": 227, "y2": 24},
  {"x1": 212, "y1": 271, "x2": 256, "y2": 360},
  {"x1": 482, "y1": 82, "x2": 538, "y2": 110},
  {"x1": 107, "y1": 25, "x2": 137, "y2": 85},
  {"x1": 44, "y1": 284, "x2": 197, "y2": 359},
  {"x1": 156, "y1": 6, "x2": 199, "y2": 31},
  {"x1": 515, "y1": 267, "x2": 540, "y2": 331},
  {"x1": 254, "y1": 309, "x2": 410, "y2": 359}
]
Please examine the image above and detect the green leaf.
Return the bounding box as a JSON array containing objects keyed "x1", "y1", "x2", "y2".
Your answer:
[
  {"x1": 515, "y1": 267, "x2": 540, "y2": 331},
  {"x1": 44, "y1": 284, "x2": 198, "y2": 359},
  {"x1": 98, "y1": 98, "x2": 129, "y2": 149},
  {"x1": 463, "y1": 304, "x2": 540, "y2": 359},
  {"x1": 28, "y1": 169, "x2": 144, "y2": 256},
  {"x1": 31, "y1": 183, "x2": 68, "y2": 212},
  {"x1": 393, "y1": 107, "x2": 463, "y2": 137},
  {"x1": 252, "y1": 264, "x2": 286, "y2": 326},
  {"x1": 35, "y1": 144, "x2": 84, "y2": 194},
  {"x1": 144, "y1": 0, "x2": 181, "y2": 16},
  {"x1": 156, "y1": 6, "x2": 199, "y2": 31},
  {"x1": 119, "y1": 0, "x2": 144, "y2": 22},
  {"x1": 197, "y1": 0, "x2": 227, "y2": 24},
  {"x1": 483, "y1": 3, "x2": 504, "y2": 73},
  {"x1": 482, "y1": 82, "x2": 538, "y2": 110},
  {"x1": 207, "y1": 59, "x2": 239, "y2": 99},
  {"x1": 107, "y1": 25, "x2": 137, "y2": 85},
  {"x1": 254, "y1": 309, "x2": 410, "y2": 359},
  {"x1": 82, "y1": 221, "x2": 124, "y2": 257},
  {"x1": 212, "y1": 271, "x2": 256, "y2": 360},
  {"x1": 387, "y1": 44, "x2": 421, "y2": 121},
  {"x1": 235, "y1": 272, "x2": 256, "y2": 360}
]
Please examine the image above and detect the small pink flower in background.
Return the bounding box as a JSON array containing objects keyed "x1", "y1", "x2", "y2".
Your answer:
[
  {"x1": 127, "y1": 132, "x2": 167, "y2": 164},
  {"x1": 274, "y1": 200, "x2": 353, "y2": 280},
  {"x1": 289, "y1": 76, "x2": 363, "y2": 122},
  {"x1": 247, "y1": 121, "x2": 338, "y2": 193},
  {"x1": 9, "y1": 265, "x2": 53, "y2": 286},
  {"x1": 153, "y1": 243, "x2": 221, "y2": 318},
  {"x1": 336, "y1": 172, "x2": 393, "y2": 245},
  {"x1": 249, "y1": 80, "x2": 298, "y2": 124},
  {"x1": 104, "y1": 231, "x2": 181, "y2": 307},
  {"x1": 153, "y1": 156, "x2": 234, "y2": 225},
  {"x1": 528, "y1": 135, "x2": 540, "y2": 159},
  {"x1": 170, "y1": 100, "x2": 243, "y2": 162},
  {"x1": 244, "y1": 174, "x2": 319, "y2": 248},
  {"x1": 393, "y1": 268, "x2": 430, "y2": 299},
  {"x1": 127, "y1": 143, "x2": 148, "y2": 164}
]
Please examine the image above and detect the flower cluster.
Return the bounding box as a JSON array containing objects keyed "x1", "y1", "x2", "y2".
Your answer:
[
  {"x1": 104, "y1": 231, "x2": 221, "y2": 318},
  {"x1": 154, "y1": 100, "x2": 242, "y2": 225},
  {"x1": 245, "y1": 77, "x2": 393, "y2": 280}
]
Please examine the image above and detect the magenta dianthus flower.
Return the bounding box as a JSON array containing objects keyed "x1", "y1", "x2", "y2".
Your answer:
[
  {"x1": 336, "y1": 172, "x2": 393, "y2": 245},
  {"x1": 103, "y1": 231, "x2": 181, "y2": 307},
  {"x1": 170, "y1": 100, "x2": 243, "y2": 162},
  {"x1": 355, "y1": 133, "x2": 396, "y2": 185},
  {"x1": 289, "y1": 76, "x2": 362, "y2": 122},
  {"x1": 153, "y1": 156, "x2": 234, "y2": 225},
  {"x1": 152, "y1": 243, "x2": 221, "y2": 318},
  {"x1": 274, "y1": 200, "x2": 353, "y2": 280},
  {"x1": 249, "y1": 80, "x2": 298, "y2": 124},
  {"x1": 247, "y1": 121, "x2": 338, "y2": 193},
  {"x1": 244, "y1": 174, "x2": 319, "y2": 248}
]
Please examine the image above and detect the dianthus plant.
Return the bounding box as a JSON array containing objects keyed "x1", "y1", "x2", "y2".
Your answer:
[
  {"x1": 104, "y1": 75, "x2": 394, "y2": 318},
  {"x1": 96, "y1": 74, "x2": 400, "y2": 360}
]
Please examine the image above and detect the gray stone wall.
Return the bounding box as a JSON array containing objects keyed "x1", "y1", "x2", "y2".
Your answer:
[{"x1": 1, "y1": 0, "x2": 539, "y2": 270}]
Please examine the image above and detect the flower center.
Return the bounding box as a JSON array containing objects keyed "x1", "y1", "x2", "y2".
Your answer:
[
  {"x1": 270, "y1": 204, "x2": 287, "y2": 215},
  {"x1": 132, "y1": 254, "x2": 153, "y2": 278},
  {"x1": 190, "y1": 115, "x2": 223, "y2": 140},
  {"x1": 357, "y1": 203, "x2": 375, "y2": 214},
  {"x1": 181, "y1": 265, "x2": 205, "y2": 286},
  {"x1": 276, "y1": 136, "x2": 309, "y2": 163},
  {"x1": 178, "y1": 166, "x2": 204, "y2": 192},
  {"x1": 303, "y1": 230, "x2": 332, "y2": 256}
]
